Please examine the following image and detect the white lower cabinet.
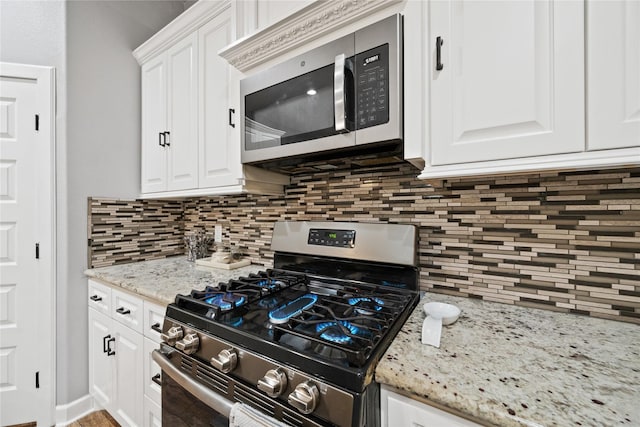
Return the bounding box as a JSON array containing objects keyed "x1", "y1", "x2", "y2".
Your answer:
[
  {"x1": 112, "y1": 321, "x2": 144, "y2": 427},
  {"x1": 381, "y1": 385, "x2": 480, "y2": 427},
  {"x1": 88, "y1": 307, "x2": 143, "y2": 427},
  {"x1": 144, "y1": 396, "x2": 162, "y2": 427},
  {"x1": 143, "y1": 337, "x2": 162, "y2": 406},
  {"x1": 88, "y1": 309, "x2": 115, "y2": 411},
  {"x1": 88, "y1": 280, "x2": 165, "y2": 427}
]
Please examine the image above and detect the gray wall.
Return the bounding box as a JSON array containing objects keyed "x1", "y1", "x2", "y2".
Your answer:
[
  {"x1": 1, "y1": 0, "x2": 186, "y2": 406},
  {"x1": 63, "y1": 0, "x2": 187, "y2": 405}
]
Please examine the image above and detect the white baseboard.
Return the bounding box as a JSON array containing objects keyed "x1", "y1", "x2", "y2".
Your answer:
[{"x1": 55, "y1": 394, "x2": 94, "y2": 426}]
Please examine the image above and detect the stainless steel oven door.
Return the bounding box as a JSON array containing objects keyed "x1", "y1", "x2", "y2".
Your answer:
[{"x1": 153, "y1": 349, "x2": 233, "y2": 426}]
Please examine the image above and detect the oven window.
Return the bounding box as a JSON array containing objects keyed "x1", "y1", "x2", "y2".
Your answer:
[
  {"x1": 162, "y1": 374, "x2": 228, "y2": 427},
  {"x1": 244, "y1": 61, "x2": 354, "y2": 150}
]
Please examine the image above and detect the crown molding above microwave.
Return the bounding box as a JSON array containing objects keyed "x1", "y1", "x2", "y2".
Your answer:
[{"x1": 219, "y1": 0, "x2": 402, "y2": 73}]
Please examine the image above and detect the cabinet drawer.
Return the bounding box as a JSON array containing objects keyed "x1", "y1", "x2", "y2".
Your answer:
[
  {"x1": 143, "y1": 338, "x2": 162, "y2": 406},
  {"x1": 88, "y1": 280, "x2": 112, "y2": 315},
  {"x1": 143, "y1": 300, "x2": 166, "y2": 342},
  {"x1": 111, "y1": 288, "x2": 144, "y2": 333},
  {"x1": 381, "y1": 385, "x2": 480, "y2": 427}
]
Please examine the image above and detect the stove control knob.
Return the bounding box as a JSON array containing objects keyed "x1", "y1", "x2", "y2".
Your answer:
[
  {"x1": 160, "y1": 326, "x2": 183, "y2": 346},
  {"x1": 288, "y1": 381, "x2": 319, "y2": 414},
  {"x1": 175, "y1": 333, "x2": 199, "y2": 355},
  {"x1": 258, "y1": 368, "x2": 288, "y2": 398},
  {"x1": 210, "y1": 348, "x2": 237, "y2": 373}
]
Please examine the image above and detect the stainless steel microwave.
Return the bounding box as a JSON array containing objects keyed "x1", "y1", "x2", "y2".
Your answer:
[{"x1": 240, "y1": 14, "x2": 403, "y2": 171}]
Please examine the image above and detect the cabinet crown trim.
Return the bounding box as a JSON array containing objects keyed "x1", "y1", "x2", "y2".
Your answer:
[
  {"x1": 133, "y1": 0, "x2": 231, "y2": 65},
  {"x1": 219, "y1": 0, "x2": 401, "y2": 72}
]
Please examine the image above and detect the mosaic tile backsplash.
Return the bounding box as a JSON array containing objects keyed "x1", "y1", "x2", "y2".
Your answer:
[
  {"x1": 88, "y1": 198, "x2": 183, "y2": 267},
  {"x1": 88, "y1": 164, "x2": 640, "y2": 324}
]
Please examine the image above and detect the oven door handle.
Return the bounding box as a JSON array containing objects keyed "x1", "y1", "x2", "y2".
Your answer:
[
  {"x1": 334, "y1": 53, "x2": 347, "y2": 132},
  {"x1": 152, "y1": 349, "x2": 234, "y2": 417}
]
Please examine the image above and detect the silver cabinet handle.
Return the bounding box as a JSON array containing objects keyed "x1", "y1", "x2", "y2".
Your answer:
[
  {"x1": 334, "y1": 53, "x2": 346, "y2": 131},
  {"x1": 152, "y1": 349, "x2": 233, "y2": 417}
]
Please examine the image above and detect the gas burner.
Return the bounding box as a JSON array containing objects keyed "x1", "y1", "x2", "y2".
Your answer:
[
  {"x1": 315, "y1": 320, "x2": 371, "y2": 344},
  {"x1": 204, "y1": 292, "x2": 247, "y2": 311},
  {"x1": 257, "y1": 297, "x2": 280, "y2": 309},
  {"x1": 256, "y1": 279, "x2": 285, "y2": 290},
  {"x1": 312, "y1": 343, "x2": 348, "y2": 362},
  {"x1": 269, "y1": 294, "x2": 318, "y2": 324},
  {"x1": 347, "y1": 296, "x2": 385, "y2": 315}
]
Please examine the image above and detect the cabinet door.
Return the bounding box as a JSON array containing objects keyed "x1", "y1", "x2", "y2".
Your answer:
[
  {"x1": 381, "y1": 386, "x2": 480, "y2": 427},
  {"x1": 143, "y1": 300, "x2": 165, "y2": 342},
  {"x1": 112, "y1": 321, "x2": 144, "y2": 427},
  {"x1": 587, "y1": 0, "x2": 640, "y2": 150},
  {"x1": 166, "y1": 33, "x2": 199, "y2": 191},
  {"x1": 141, "y1": 55, "x2": 168, "y2": 193},
  {"x1": 199, "y1": 10, "x2": 243, "y2": 188},
  {"x1": 143, "y1": 338, "x2": 161, "y2": 407},
  {"x1": 88, "y1": 308, "x2": 115, "y2": 412},
  {"x1": 256, "y1": 0, "x2": 314, "y2": 30},
  {"x1": 111, "y1": 288, "x2": 144, "y2": 334},
  {"x1": 429, "y1": 0, "x2": 584, "y2": 165},
  {"x1": 88, "y1": 279, "x2": 112, "y2": 316},
  {"x1": 143, "y1": 396, "x2": 162, "y2": 427}
]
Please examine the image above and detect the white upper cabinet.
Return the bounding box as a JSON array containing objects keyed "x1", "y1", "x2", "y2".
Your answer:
[
  {"x1": 256, "y1": 0, "x2": 314, "y2": 30},
  {"x1": 140, "y1": 33, "x2": 198, "y2": 194},
  {"x1": 198, "y1": 9, "x2": 242, "y2": 188},
  {"x1": 134, "y1": 1, "x2": 289, "y2": 198},
  {"x1": 140, "y1": 56, "x2": 167, "y2": 194},
  {"x1": 166, "y1": 34, "x2": 199, "y2": 191},
  {"x1": 429, "y1": 0, "x2": 584, "y2": 166},
  {"x1": 587, "y1": 0, "x2": 640, "y2": 150}
]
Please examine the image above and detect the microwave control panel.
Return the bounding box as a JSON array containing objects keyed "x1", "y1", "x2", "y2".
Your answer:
[{"x1": 355, "y1": 44, "x2": 390, "y2": 129}]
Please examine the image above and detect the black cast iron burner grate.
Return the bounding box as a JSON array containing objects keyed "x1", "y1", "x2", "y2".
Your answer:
[
  {"x1": 174, "y1": 269, "x2": 308, "y2": 319},
  {"x1": 270, "y1": 289, "x2": 413, "y2": 367}
]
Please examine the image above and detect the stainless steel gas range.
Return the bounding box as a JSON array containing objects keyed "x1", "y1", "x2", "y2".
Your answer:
[{"x1": 153, "y1": 221, "x2": 419, "y2": 426}]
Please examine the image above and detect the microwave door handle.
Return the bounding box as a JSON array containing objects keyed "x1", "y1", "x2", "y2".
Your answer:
[{"x1": 334, "y1": 53, "x2": 346, "y2": 132}]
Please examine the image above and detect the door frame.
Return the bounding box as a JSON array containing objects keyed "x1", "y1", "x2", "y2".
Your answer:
[{"x1": 0, "y1": 62, "x2": 56, "y2": 426}]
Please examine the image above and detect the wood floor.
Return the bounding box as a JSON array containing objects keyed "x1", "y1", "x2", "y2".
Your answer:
[{"x1": 68, "y1": 410, "x2": 120, "y2": 427}]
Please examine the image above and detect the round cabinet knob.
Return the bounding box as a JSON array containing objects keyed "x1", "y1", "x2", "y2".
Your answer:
[
  {"x1": 174, "y1": 333, "x2": 199, "y2": 355},
  {"x1": 160, "y1": 325, "x2": 183, "y2": 346},
  {"x1": 287, "y1": 381, "x2": 319, "y2": 414},
  {"x1": 210, "y1": 348, "x2": 238, "y2": 373},
  {"x1": 257, "y1": 368, "x2": 288, "y2": 398}
]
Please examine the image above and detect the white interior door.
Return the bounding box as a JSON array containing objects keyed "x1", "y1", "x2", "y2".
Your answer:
[{"x1": 0, "y1": 65, "x2": 54, "y2": 427}]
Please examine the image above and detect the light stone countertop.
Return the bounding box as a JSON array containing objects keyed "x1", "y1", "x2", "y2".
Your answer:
[
  {"x1": 85, "y1": 256, "x2": 265, "y2": 305},
  {"x1": 375, "y1": 293, "x2": 639, "y2": 427}
]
